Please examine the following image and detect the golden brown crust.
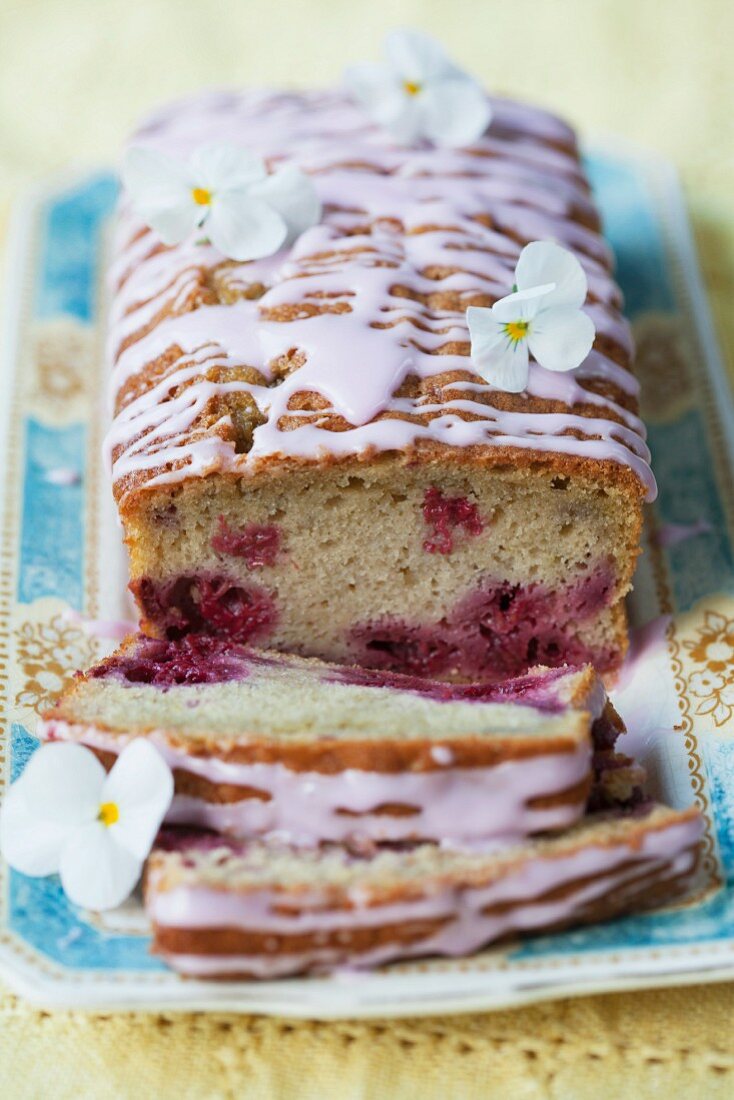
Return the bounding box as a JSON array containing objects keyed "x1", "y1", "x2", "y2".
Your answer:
[
  {"x1": 86, "y1": 747, "x2": 592, "y2": 813},
  {"x1": 57, "y1": 724, "x2": 589, "y2": 776},
  {"x1": 115, "y1": 432, "x2": 647, "y2": 517}
]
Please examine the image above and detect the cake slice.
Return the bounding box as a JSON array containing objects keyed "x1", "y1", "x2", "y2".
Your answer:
[
  {"x1": 144, "y1": 804, "x2": 703, "y2": 979},
  {"x1": 40, "y1": 636, "x2": 637, "y2": 846},
  {"x1": 107, "y1": 89, "x2": 653, "y2": 682}
]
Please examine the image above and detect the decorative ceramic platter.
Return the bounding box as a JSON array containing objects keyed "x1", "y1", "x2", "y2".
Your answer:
[{"x1": 2, "y1": 147, "x2": 734, "y2": 1017}]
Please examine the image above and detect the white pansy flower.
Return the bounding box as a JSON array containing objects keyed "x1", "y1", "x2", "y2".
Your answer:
[
  {"x1": 0, "y1": 740, "x2": 173, "y2": 911},
  {"x1": 122, "y1": 143, "x2": 321, "y2": 262},
  {"x1": 345, "y1": 28, "x2": 491, "y2": 147},
  {"x1": 467, "y1": 241, "x2": 597, "y2": 393}
]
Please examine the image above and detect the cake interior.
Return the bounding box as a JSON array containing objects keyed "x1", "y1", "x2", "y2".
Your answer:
[
  {"x1": 124, "y1": 460, "x2": 641, "y2": 681},
  {"x1": 54, "y1": 639, "x2": 594, "y2": 745}
]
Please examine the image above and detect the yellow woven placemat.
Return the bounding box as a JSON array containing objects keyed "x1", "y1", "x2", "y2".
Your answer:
[
  {"x1": 1, "y1": 984, "x2": 733, "y2": 1098},
  {"x1": 1, "y1": 1, "x2": 733, "y2": 1095}
]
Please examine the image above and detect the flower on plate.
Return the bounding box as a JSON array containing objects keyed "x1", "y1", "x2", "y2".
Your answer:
[
  {"x1": 466, "y1": 241, "x2": 596, "y2": 393},
  {"x1": 0, "y1": 740, "x2": 173, "y2": 910},
  {"x1": 122, "y1": 143, "x2": 321, "y2": 262},
  {"x1": 685, "y1": 610, "x2": 734, "y2": 729},
  {"x1": 689, "y1": 669, "x2": 726, "y2": 700},
  {"x1": 686, "y1": 611, "x2": 734, "y2": 674},
  {"x1": 15, "y1": 612, "x2": 100, "y2": 717},
  {"x1": 345, "y1": 28, "x2": 491, "y2": 147},
  {"x1": 690, "y1": 673, "x2": 734, "y2": 728}
]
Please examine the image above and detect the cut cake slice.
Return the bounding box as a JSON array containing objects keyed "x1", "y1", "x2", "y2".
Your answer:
[
  {"x1": 144, "y1": 804, "x2": 703, "y2": 979},
  {"x1": 39, "y1": 635, "x2": 636, "y2": 846}
]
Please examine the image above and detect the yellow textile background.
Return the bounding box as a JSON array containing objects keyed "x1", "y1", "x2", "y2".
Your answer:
[{"x1": 1, "y1": 0, "x2": 734, "y2": 1095}]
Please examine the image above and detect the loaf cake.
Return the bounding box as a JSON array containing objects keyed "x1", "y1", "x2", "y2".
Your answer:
[
  {"x1": 144, "y1": 805, "x2": 702, "y2": 978},
  {"x1": 40, "y1": 637, "x2": 640, "y2": 845},
  {"x1": 106, "y1": 88, "x2": 654, "y2": 681}
]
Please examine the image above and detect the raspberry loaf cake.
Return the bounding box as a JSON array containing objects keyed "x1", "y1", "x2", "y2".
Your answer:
[
  {"x1": 107, "y1": 88, "x2": 654, "y2": 681},
  {"x1": 145, "y1": 805, "x2": 702, "y2": 978},
  {"x1": 41, "y1": 639, "x2": 641, "y2": 846}
]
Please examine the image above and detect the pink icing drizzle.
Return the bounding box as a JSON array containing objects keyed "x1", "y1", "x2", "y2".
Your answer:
[
  {"x1": 41, "y1": 719, "x2": 592, "y2": 845},
  {"x1": 105, "y1": 90, "x2": 655, "y2": 501}
]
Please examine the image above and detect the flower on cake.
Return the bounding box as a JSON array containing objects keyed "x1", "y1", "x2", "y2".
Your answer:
[
  {"x1": 122, "y1": 143, "x2": 321, "y2": 261},
  {"x1": 467, "y1": 241, "x2": 596, "y2": 393},
  {"x1": 0, "y1": 740, "x2": 173, "y2": 910},
  {"x1": 345, "y1": 29, "x2": 491, "y2": 147}
]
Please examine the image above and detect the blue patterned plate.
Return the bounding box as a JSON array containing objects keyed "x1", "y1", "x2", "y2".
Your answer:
[{"x1": 1, "y1": 150, "x2": 734, "y2": 1015}]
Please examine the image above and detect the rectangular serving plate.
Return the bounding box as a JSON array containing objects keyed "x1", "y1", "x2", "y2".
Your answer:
[{"x1": 2, "y1": 146, "x2": 734, "y2": 1017}]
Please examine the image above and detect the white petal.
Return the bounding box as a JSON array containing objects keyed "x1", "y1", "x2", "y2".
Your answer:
[
  {"x1": 122, "y1": 146, "x2": 202, "y2": 245},
  {"x1": 190, "y1": 144, "x2": 267, "y2": 191},
  {"x1": 476, "y1": 338, "x2": 530, "y2": 393},
  {"x1": 468, "y1": 310, "x2": 530, "y2": 392},
  {"x1": 345, "y1": 62, "x2": 393, "y2": 107},
  {"x1": 419, "y1": 78, "x2": 491, "y2": 147},
  {"x1": 384, "y1": 28, "x2": 454, "y2": 82},
  {"x1": 102, "y1": 740, "x2": 173, "y2": 861},
  {"x1": 13, "y1": 743, "x2": 104, "y2": 825},
  {"x1": 491, "y1": 284, "x2": 555, "y2": 324},
  {"x1": 344, "y1": 63, "x2": 419, "y2": 142},
  {"x1": 345, "y1": 62, "x2": 395, "y2": 109},
  {"x1": 467, "y1": 310, "x2": 508, "y2": 354},
  {"x1": 122, "y1": 146, "x2": 192, "y2": 211},
  {"x1": 528, "y1": 307, "x2": 596, "y2": 372},
  {"x1": 466, "y1": 304, "x2": 498, "y2": 340},
  {"x1": 382, "y1": 98, "x2": 425, "y2": 145},
  {"x1": 515, "y1": 241, "x2": 588, "y2": 310},
  {"x1": 0, "y1": 782, "x2": 76, "y2": 875},
  {"x1": 250, "y1": 166, "x2": 321, "y2": 242},
  {"x1": 207, "y1": 194, "x2": 288, "y2": 261},
  {"x1": 147, "y1": 201, "x2": 204, "y2": 246},
  {"x1": 59, "y1": 823, "x2": 142, "y2": 911}
]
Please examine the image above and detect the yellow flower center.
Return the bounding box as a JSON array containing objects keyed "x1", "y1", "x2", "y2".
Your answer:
[
  {"x1": 191, "y1": 187, "x2": 212, "y2": 206},
  {"x1": 504, "y1": 320, "x2": 529, "y2": 344},
  {"x1": 403, "y1": 80, "x2": 422, "y2": 96},
  {"x1": 98, "y1": 801, "x2": 119, "y2": 827}
]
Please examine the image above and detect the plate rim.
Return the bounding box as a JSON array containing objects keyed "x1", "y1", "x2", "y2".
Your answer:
[{"x1": 2, "y1": 146, "x2": 734, "y2": 1016}]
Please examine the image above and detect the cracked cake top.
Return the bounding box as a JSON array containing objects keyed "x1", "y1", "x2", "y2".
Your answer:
[{"x1": 105, "y1": 89, "x2": 654, "y2": 505}]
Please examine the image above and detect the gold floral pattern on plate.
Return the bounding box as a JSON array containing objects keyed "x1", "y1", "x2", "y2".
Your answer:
[
  {"x1": 26, "y1": 319, "x2": 97, "y2": 424},
  {"x1": 14, "y1": 609, "x2": 100, "y2": 719},
  {"x1": 684, "y1": 609, "x2": 734, "y2": 728},
  {"x1": 633, "y1": 312, "x2": 695, "y2": 423}
]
